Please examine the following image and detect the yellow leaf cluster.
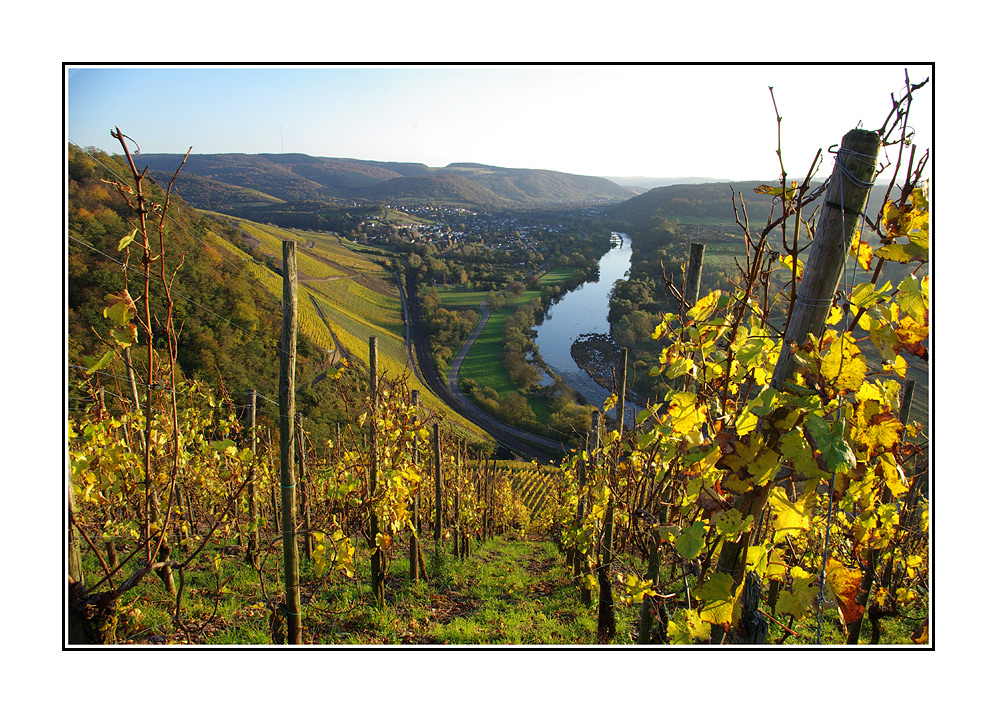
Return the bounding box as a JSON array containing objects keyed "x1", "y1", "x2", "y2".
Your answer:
[{"x1": 668, "y1": 392, "x2": 706, "y2": 435}]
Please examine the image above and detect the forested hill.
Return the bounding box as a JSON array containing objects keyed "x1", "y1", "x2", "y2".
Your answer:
[
  {"x1": 132, "y1": 152, "x2": 637, "y2": 210},
  {"x1": 603, "y1": 179, "x2": 891, "y2": 227},
  {"x1": 66, "y1": 144, "x2": 482, "y2": 445}
]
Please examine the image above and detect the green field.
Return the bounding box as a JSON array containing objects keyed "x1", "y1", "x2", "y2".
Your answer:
[
  {"x1": 458, "y1": 306, "x2": 518, "y2": 387},
  {"x1": 436, "y1": 265, "x2": 584, "y2": 422},
  {"x1": 437, "y1": 289, "x2": 491, "y2": 311}
]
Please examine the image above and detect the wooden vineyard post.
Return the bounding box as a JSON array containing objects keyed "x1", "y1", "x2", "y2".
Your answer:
[
  {"x1": 245, "y1": 389, "x2": 259, "y2": 568},
  {"x1": 732, "y1": 572, "x2": 768, "y2": 644},
  {"x1": 570, "y1": 412, "x2": 594, "y2": 575},
  {"x1": 68, "y1": 471, "x2": 84, "y2": 588},
  {"x1": 462, "y1": 443, "x2": 470, "y2": 558},
  {"x1": 434, "y1": 423, "x2": 443, "y2": 548},
  {"x1": 576, "y1": 411, "x2": 600, "y2": 606},
  {"x1": 771, "y1": 129, "x2": 881, "y2": 387},
  {"x1": 682, "y1": 242, "x2": 706, "y2": 312},
  {"x1": 67, "y1": 468, "x2": 88, "y2": 644},
  {"x1": 488, "y1": 459, "x2": 496, "y2": 540},
  {"x1": 712, "y1": 128, "x2": 880, "y2": 644},
  {"x1": 279, "y1": 239, "x2": 303, "y2": 644},
  {"x1": 453, "y1": 444, "x2": 461, "y2": 558},
  {"x1": 474, "y1": 456, "x2": 483, "y2": 544},
  {"x1": 614, "y1": 347, "x2": 628, "y2": 434},
  {"x1": 637, "y1": 541, "x2": 661, "y2": 644},
  {"x1": 294, "y1": 413, "x2": 313, "y2": 561},
  {"x1": 409, "y1": 390, "x2": 420, "y2": 581},
  {"x1": 597, "y1": 497, "x2": 616, "y2": 644},
  {"x1": 475, "y1": 460, "x2": 485, "y2": 543},
  {"x1": 368, "y1": 336, "x2": 385, "y2": 607},
  {"x1": 682, "y1": 242, "x2": 706, "y2": 395},
  {"x1": 899, "y1": 378, "x2": 916, "y2": 425},
  {"x1": 598, "y1": 349, "x2": 627, "y2": 644},
  {"x1": 453, "y1": 485, "x2": 461, "y2": 557},
  {"x1": 481, "y1": 461, "x2": 488, "y2": 542}
]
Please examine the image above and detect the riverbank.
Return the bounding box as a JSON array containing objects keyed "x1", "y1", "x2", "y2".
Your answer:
[
  {"x1": 534, "y1": 233, "x2": 633, "y2": 410},
  {"x1": 570, "y1": 333, "x2": 621, "y2": 392},
  {"x1": 570, "y1": 333, "x2": 648, "y2": 415}
]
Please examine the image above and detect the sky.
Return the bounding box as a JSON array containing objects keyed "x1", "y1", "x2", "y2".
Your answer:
[{"x1": 66, "y1": 64, "x2": 932, "y2": 182}]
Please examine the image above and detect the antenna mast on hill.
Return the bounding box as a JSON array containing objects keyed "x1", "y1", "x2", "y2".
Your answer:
[{"x1": 281, "y1": 125, "x2": 285, "y2": 153}]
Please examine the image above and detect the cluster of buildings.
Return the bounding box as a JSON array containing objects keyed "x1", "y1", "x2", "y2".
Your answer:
[{"x1": 361, "y1": 205, "x2": 573, "y2": 256}]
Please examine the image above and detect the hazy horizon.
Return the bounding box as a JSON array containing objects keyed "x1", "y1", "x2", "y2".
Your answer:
[{"x1": 66, "y1": 64, "x2": 932, "y2": 183}]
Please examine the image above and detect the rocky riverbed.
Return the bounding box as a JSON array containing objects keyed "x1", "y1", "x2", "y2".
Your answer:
[{"x1": 570, "y1": 333, "x2": 622, "y2": 392}]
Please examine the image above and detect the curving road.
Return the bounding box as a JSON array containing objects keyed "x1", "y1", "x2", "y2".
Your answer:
[
  {"x1": 402, "y1": 271, "x2": 569, "y2": 462},
  {"x1": 447, "y1": 302, "x2": 569, "y2": 452},
  {"x1": 447, "y1": 301, "x2": 490, "y2": 394}
]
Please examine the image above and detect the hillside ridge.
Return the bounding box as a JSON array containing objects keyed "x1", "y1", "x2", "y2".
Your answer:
[{"x1": 132, "y1": 151, "x2": 636, "y2": 210}]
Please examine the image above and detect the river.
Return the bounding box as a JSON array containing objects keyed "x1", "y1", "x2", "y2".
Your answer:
[{"x1": 534, "y1": 232, "x2": 643, "y2": 422}]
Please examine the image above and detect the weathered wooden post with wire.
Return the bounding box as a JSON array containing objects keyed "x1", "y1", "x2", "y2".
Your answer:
[
  {"x1": 711, "y1": 128, "x2": 881, "y2": 644},
  {"x1": 279, "y1": 239, "x2": 303, "y2": 644},
  {"x1": 771, "y1": 129, "x2": 881, "y2": 385},
  {"x1": 368, "y1": 336, "x2": 385, "y2": 606}
]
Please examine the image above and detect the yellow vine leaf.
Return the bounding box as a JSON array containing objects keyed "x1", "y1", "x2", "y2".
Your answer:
[
  {"x1": 117, "y1": 228, "x2": 138, "y2": 251},
  {"x1": 878, "y1": 455, "x2": 908, "y2": 498},
  {"x1": 769, "y1": 487, "x2": 810, "y2": 542},
  {"x1": 849, "y1": 229, "x2": 876, "y2": 270},
  {"x1": 616, "y1": 573, "x2": 656, "y2": 605},
  {"x1": 895, "y1": 315, "x2": 929, "y2": 359},
  {"x1": 668, "y1": 392, "x2": 706, "y2": 435},
  {"x1": 779, "y1": 253, "x2": 804, "y2": 279},
  {"x1": 734, "y1": 405, "x2": 758, "y2": 436},
  {"x1": 103, "y1": 289, "x2": 137, "y2": 327},
  {"x1": 711, "y1": 509, "x2": 754, "y2": 540},
  {"x1": 897, "y1": 275, "x2": 928, "y2": 324},
  {"x1": 883, "y1": 354, "x2": 908, "y2": 378},
  {"x1": 754, "y1": 181, "x2": 798, "y2": 199},
  {"x1": 820, "y1": 335, "x2": 867, "y2": 393},
  {"x1": 687, "y1": 290, "x2": 721, "y2": 323},
  {"x1": 777, "y1": 570, "x2": 818, "y2": 620},
  {"x1": 692, "y1": 572, "x2": 738, "y2": 626},
  {"x1": 824, "y1": 558, "x2": 865, "y2": 629},
  {"x1": 668, "y1": 608, "x2": 711, "y2": 644}
]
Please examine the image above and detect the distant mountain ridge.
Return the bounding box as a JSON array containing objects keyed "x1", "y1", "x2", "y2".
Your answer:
[
  {"x1": 134, "y1": 152, "x2": 637, "y2": 210},
  {"x1": 603, "y1": 176, "x2": 729, "y2": 190},
  {"x1": 603, "y1": 179, "x2": 892, "y2": 226}
]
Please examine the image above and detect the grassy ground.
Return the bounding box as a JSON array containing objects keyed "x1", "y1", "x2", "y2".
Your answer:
[
  {"x1": 78, "y1": 528, "x2": 924, "y2": 647},
  {"x1": 89, "y1": 534, "x2": 639, "y2": 646}
]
